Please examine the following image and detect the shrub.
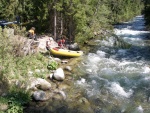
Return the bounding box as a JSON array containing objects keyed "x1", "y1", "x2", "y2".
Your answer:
[
  {"x1": 6, "y1": 86, "x2": 31, "y2": 113},
  {"x1": 47, "y1": 60, "x2": 58, "y2": 70}
]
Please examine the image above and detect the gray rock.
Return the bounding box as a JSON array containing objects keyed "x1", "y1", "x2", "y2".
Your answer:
[
  {"x1": 54, "y1": 58, "x2": 61, "y2": 62},
  {"x1": 65, "y1": 66, "x2": 72, "y2": 71},
  {"x1": 33, "y1": 90, "x2": 49, "y2": 101},
  {"x1": 61, "y1": 60, "x2": 68, "y2": 64},
  {"x1": 0, "y1": 103, "x2": 8, "y2": 111},
  {"x1": 53, "y1": 90, "x2": 67, "y2": 100},
  {"x1": 68, "y1": 43, "x2": 80, "y2": 51},
  {"x1": 52, "y1": 68, "x2": 65, "y2": 81},
  {"x1": 37, "y1": 78, "x2": 51, "y2": 90},
  {"x1": 27, "y1": 78, "x2": 51, "y2": 90}
]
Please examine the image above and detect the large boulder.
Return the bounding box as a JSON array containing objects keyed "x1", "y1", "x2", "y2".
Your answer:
[
  {"x1": 38, "y1": 36, "x2": 58, "y2": 53},
  {"x1": 50, "y1": 68, "x2": 65, "y2": 81},
  {"x1": 32, "y1": 90, "x2": 49, "y2": 101},
  {"x1": 36, "y1": 78, "x2": 52, "y2": 90},
  {"x1": 27, "y1": 78, "x2": 51, "y2": 91},
  {"x1": 68, "y1": 43, "x2": 80, "y2": 51}
]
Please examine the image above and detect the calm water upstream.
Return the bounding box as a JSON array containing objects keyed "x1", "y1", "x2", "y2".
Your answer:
[{"x1": 76, "y1": 15, "x2": 150, "y2": 113}]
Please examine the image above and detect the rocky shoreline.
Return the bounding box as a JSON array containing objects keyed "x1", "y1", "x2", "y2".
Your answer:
[
  {"x1": 0, "y1": 31, "x2": 90, "y2": 112},
  {"x1": 21, "y1": 36, "x2": 92, "y2": 112},
  {"x1": 23, "y1": 56, "x2": 92, "y2": 112}
]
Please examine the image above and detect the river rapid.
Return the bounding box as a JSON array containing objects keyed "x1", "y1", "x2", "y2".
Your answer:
[{"x1": 76, "y1": 15, "x2": 150, "y2": 113}]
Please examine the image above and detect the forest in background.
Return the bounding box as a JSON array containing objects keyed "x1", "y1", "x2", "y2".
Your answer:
[{"x1": 0, "y1": 0, "x2": 145, "y2": 44}]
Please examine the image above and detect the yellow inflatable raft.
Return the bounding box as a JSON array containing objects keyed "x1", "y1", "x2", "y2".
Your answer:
[{"x1": 50, "y1": 48, "x2": 83, "y2": 57}]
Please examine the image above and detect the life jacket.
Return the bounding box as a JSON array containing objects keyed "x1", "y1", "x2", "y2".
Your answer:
[
  {"x1": 58, "y1": 39, "x2": 65, "y2": 47},
  {"x1": 28, "y1": 29, "x2": 34, "y2": 35}
]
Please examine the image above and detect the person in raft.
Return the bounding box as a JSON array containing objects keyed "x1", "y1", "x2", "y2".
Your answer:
[
  {"x1": 46, "y1": 37, "x2": 53, "y2": 50},
  {"x1": 28, "y1": 27, "x2": 37, "y2": 40},
  {"x1": 57, "y1": 36, "x2": 66, "y2": 48}
]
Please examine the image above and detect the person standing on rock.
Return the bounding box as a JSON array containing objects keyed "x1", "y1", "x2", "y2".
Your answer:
[{"x1": 28, "y1": 27, "x2": 37, "y2": 40}]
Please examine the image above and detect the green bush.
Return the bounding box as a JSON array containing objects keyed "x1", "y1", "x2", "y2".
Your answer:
[
  {"x1": 0, "y1": 87, "x2": 31, "y2": 113},
  {"x1": 6, "y1": 87, "x2": 31, "y2": 113},
  {"x1": 47, "y1": 60, "x2": 58, "y2": 70}
]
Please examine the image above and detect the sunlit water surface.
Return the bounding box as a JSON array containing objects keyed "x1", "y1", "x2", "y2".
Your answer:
[{"x1": 76, "y1": 15, "x2": 150, "y2": 113}]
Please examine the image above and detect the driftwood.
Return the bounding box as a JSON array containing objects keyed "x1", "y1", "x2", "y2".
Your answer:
[
  {"x1": 11, "y1": 36, "x2": 39, "y2": 57},
  {"x1": 23, "y1": 40, "x2": 39, "y2": 56}
]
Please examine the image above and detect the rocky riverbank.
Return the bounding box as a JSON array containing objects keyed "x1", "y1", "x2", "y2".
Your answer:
[
  {"x1": 17, "y1": 35, "x2": 92, "y2": 112},
  {"x1": 24, "y1": 56, "x2": 93, "y2": 113},
  {"x1": 0, "y1": 31, "x2": 88, "y2": 112},
  {"x1": 18, "y1": 34, "x2": 100, "y2": 112}
]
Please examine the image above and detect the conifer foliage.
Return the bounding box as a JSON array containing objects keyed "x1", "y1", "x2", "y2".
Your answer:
[
  {"x1": 144, "y1": 0, "x2": 150, "y2": 29},
  {"x1": 0, "y1": 0, "x2": 145, "y2": 44}
]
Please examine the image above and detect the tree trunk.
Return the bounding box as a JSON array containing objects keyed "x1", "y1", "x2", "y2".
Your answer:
[
  {"x1": 69, "y1": 15, "x2": 73, "y2": 45},
  {"x1": 54, "y1": 1, "x2": 57, "y2": 41},
  {"x1": 60, "y1": 12, "x2": 63, "y2": 35}
]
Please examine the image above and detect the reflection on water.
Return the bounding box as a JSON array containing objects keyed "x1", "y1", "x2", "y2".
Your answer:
[{"x1": 77, "y1": 15, "x2": 150, "y2": 113}]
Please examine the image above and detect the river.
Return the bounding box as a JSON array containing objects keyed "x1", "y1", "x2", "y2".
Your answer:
[
  {"x1": 76, "y1": 15, "x2": 150, "y2": 113},
  {"x1": 24, "y1": 15, "x2": 150, "y2": 113}
]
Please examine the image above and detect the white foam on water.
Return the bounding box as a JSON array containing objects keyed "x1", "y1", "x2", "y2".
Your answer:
[
  {"x1": 76, "y1": 78, "x2": 102, "y2": 97},
  {"x1": 100, "y1": 37, "x2": 115, "y2": 47},
  {"x1": 115, "y1": 29, "x2": 149, "y2": 36},
  {"x1": 114, "y1": 16, "x2": 150, "y2": 46},
  {"x1": 87, "y1": 50, "x2": 146, "y2": 74},
  {"x1": 125, "y1": 67, "x2": 139, "y2": 72},
  {"x1": 88, "y1": 53, "x2": 101, "y2": 63},
  {"x1": 109, "y1": 82, "x2": 133, "y2": 98},
  {"x1": 102, "y1": 59, "x2": 142, "y2": 73},
  {"x1": 119, "y1": 61, "x2": 132, "y2": 66},
  {"x1": 114, "y1": 29, "x2": 140, "y2": 35},
  {"x1": 100, "y1": 68, "x2": 117, "y2": 76},
  {"x1": 76, "y1": 78, "x2": 86, "y2": 85},
  {"x1": 124, "y1": 37, "x2": 142, "y2": 41},
  {"x1": 122, "y1": 37, "x2": 143, "y2": 45},
  {"x1": 87, "y1": 49, "x2": 149, "y2": 74},
  {"x1": 117, "y1": 60, "x2": 145, "y2": 73},
  {"x1": 96, "y1": 50, "x2": 106, "y2": 58},
  {"x1": 86, "y1": 53, "x2": 106, "y2": 74},
  {"x1": 143, "y1": 76, "x2": 150, "y2": 80},
  {"x1": 142, "y1": 66, "x2": 150, "y2": 73},
  {"x1": 86, "y1": 69, "x2": 92, "y2": 73}
]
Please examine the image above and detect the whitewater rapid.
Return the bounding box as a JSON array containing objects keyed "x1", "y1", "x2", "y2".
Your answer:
[{"x1": 76, "y1": 15, "x2": 150, "y2": 113}]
